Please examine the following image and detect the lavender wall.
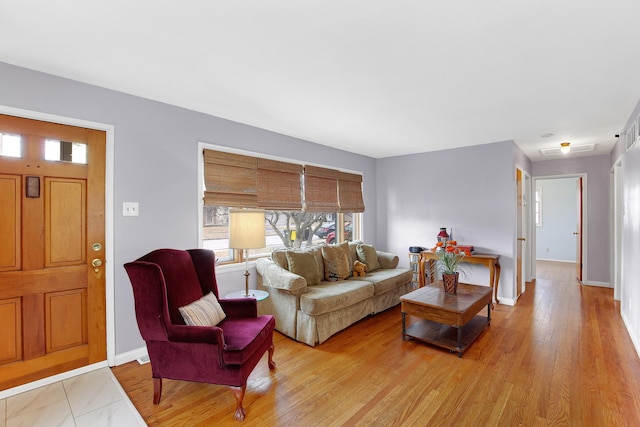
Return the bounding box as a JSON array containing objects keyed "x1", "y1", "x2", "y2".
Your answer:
[
  {"x1": 531, "y1": 155, "x2": 610, "y2": 284},
  {"x1": 376, "y1": 141, "x2": 522, "y2": 304},
  {"x1": 0, "y1": 61, "x2": 377, "y2": 355}
]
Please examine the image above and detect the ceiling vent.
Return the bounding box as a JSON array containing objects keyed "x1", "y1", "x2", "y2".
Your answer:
[{"x1": 540, "y1": 143, "x2": 595, "y2": 157}]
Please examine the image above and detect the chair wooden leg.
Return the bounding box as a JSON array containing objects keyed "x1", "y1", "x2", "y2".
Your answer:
[
  {"x1": 268, "y1": 344, "x2": 276, "y2": 370},
  {"x1": 230, "y1": 384, "x2": 246, "y2": 421},
  {"x1": 153, "y1": 377, "x2": 162, "y2": 404}
]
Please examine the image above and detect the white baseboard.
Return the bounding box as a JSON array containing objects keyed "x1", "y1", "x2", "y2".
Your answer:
[
  {"x1": 535, "y1": 258, "x2": 575, "y2": 263},
  {"x1": 497, "y1": 297, "x2": 516, "y2": 306},
  {"x1": 115, "y1": 346, "x2": 148, "y2": 366},
  {"x1": 621, "y1": 311, "x2": 640, "y2": 359},
  {"x1": 583, "y1": 281, "x2": 611, "y2": 288}
]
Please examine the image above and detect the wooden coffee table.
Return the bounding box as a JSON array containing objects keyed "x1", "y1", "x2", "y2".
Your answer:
[{"x1": 400, "y1": 282, "x2": 491, "y2": 357}]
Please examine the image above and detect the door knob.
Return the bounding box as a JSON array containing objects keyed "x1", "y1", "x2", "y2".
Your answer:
[
  {"x1": 517, "y1": 237, "x2": 526, "y2": 241},
  {"x1": 573, "y1": 232, "x2": 579, "y2": 235},
  {"x1": 91, "y1": 258, "x2": 103, "y2": 268}
]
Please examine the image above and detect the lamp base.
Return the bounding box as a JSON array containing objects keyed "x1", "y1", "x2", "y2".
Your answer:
[{"x1": 243, "y1": 269, "x2": 251, "y2": 297}]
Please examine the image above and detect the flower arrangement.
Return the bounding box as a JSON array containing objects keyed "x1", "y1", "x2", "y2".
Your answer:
[
  {"x1": 431, "y1": 240, "x2": 466, "y2": 274},
  {"x1": 430, "y1": 240, "x2": 467, "y2": 294}
]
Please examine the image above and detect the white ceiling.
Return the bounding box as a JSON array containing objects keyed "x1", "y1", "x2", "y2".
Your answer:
[{"x1": 1, "y1": 1, "x2": 639, "y2": 160}]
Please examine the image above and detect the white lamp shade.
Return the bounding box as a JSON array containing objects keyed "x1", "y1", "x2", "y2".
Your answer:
[{"x1": 229, "y1": 209, "x2": 266, "y2": 249}]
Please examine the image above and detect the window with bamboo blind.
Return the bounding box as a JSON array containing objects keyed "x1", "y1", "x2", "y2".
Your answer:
[
  {"x1": 257, "y1": 158, "x2": 303, "y2": 210},
  {"x1": 201, "y1": 148, "x2": 364, "y2": 263},
  {"x1": 338, "y1": 172, "x2": 364, "y2": 213},
  {"x1": 303, "y1": 165, "x2": 340, "y2": 212},
  {"x1": 203, "y1": 150, "x2": 258, "y2": 208}
]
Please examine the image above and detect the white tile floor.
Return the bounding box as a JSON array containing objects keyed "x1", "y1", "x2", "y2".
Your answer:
[{"x1": 0, "y1": 368, "x2": 145, "y2": 427}]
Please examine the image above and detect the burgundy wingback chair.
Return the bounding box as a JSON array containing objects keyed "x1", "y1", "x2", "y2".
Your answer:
[{"x1": 124, "y1": 248, "x2": 275, "y2": 421}]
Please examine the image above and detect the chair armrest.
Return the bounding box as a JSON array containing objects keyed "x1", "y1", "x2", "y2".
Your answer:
[
  {"x1": 166, "y1": 324, "x2": 229, "y2": 367},
  {"x1": 219, "y1": 298, "x2": 258, "y2": 318},
  {"x1": 256, "y1": 258, "x2": 307, "y2": 293},
  {"x1": 166, "y1": 324, "x2": 225, "y2": 347},
  {"x1": 377, "y1": 251, "x2": 399, "y2": 269}
]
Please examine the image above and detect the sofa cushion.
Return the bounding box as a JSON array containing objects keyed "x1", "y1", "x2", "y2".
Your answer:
[
  {"x1": 286, "y1": 250, "x2": 322, "y2": 286},
  {"x1": 357, "y1": 244, "x2": 381, "y2": 272},
  {"x1": 348, "y1": 241, "x2": 363, "y2": 266},
  {"x1": 300, "y1": 279, "x2": 374, "y2": 315},
  {"x1": 178, "y1": 292, "x2": 226, "y2": 326},
  {"x1": 377, "y1": 251, "x2": 400, "y2": 269},
  {"x1": 362, "y1": 268, "x2": 413, "y2": 295},
  {"x1": 271, "y1": 249, "x2": 289, "y2": 270},
  {"x1": 309, "y1": 245, "x2": 326, "y2": 283},
  {"x1": 322, "y1": 242, "x2": 351, "y2": 281}
]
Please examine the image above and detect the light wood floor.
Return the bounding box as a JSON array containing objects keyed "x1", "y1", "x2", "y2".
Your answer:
[{"x1": 112, "y1": 261, "x2": 640, "y2": 426}]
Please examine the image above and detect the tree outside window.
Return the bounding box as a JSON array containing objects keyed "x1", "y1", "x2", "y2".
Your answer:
[{"x1": 203, "y1": 206, "x2": 359, "y2": 263}]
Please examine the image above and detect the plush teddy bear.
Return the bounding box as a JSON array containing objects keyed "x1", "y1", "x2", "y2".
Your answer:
[{"x1": 353, "y1": 260, "x2": 368, "y2": 277}]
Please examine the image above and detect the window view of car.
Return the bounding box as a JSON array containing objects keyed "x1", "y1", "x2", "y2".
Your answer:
[
  {"x1": 325, "y1": 223, "x2": 352, "y2": 244},
  {"x1": 314, "y1": 223, "x2": 335, "y2": 239}
]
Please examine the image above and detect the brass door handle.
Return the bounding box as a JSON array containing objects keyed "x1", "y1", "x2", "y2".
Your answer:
[
  {"x1": 91, "y1": 258, "x2": 103, "y2": 268},
  {"x1": 517, "y1": 237, "x2": 526, "y2": 241}
]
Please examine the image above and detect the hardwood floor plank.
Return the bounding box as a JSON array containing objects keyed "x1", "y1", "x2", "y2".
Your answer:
[{"x1": 112, "y1": 261, "x2": 640, "y2": 426}]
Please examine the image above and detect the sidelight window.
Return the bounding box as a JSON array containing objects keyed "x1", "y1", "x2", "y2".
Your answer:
[
  {"x1": 0, "y1": 133, "x2": 21, "y2": 158},
  {"x1": 44, "y1": 139, "x2": 87, "y2": 164}
]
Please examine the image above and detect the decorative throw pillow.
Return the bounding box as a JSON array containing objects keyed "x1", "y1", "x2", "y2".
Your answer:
[
  {"x1": 179, "y1": 292, "x2": 226, "y2": 327},
  {"x1": 322, "y1": 243, "x2": 351, "y2": 281},
  {"x1": 286, "y1": 250, "x2": 321, "y2": 286},
  {"x1": 309, "y1": 245, "x2": 326, "y2": 283},
  {"x1": 357, "y1": 244, "x2": 381, "y2": 272}
]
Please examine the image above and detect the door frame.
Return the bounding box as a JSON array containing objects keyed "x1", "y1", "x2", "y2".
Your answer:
[
  {"x1": 514, "y1": 166, "x2": 532, "y2": 298},
  {"x1": 531, "y1": 173, "x2": 588, "y2": 283},
  {"x1": 611, "y1": 158, "x2": 624, "y2": 300},
  {"x1": 0, "y1": 106, "x2": 115, "y2": 371}
]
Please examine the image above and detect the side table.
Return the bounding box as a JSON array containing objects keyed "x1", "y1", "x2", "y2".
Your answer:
[{"x1": 224, "y1": 289, "x2": 270, "y2": 301}]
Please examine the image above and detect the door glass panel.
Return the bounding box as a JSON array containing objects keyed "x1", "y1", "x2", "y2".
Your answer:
[
  {"x1": 0, "y1": 133, "x2": 22, "y2": 158},
  {"x1": 44, "y1": 139, "x2": 87, "y2": 164}
]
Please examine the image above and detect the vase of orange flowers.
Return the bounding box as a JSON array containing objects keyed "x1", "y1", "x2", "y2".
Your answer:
[
  {"x1": 431, "y1": 240, "x2": 465, "y2": 294},
  {"x1": 442, "y1": 272, "x2": 459, "y2": 294}
]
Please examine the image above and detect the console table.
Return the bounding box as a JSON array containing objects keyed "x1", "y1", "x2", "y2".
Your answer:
[{"x1": 418, "y1": 251, "x2": 501, "y2": 305}]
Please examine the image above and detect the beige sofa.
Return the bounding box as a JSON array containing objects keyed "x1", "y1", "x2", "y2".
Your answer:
[{"x1": 256, "y1": 241, "x2": 412, "y2": 346}]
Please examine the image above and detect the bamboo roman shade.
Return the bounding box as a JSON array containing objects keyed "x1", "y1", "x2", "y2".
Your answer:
[
  {"x1": 257, "y1": 158, "x2": 303, "y2": 210},
  {"x1": 303, "y1": 166, "x2": 339, "y2": 212},
  {"x1": 338, "y1": 172, "x2": 365, "y2": 213},
  {"x1": 203, "y1": 150, "x2": 257, "y2": 207},
  {"x1": 203, "y1": 149, "x2": 364, "y2": 213}
]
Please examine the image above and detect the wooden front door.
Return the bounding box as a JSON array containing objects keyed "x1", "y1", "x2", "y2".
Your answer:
[{"x1": 0, "y1": 114, "x2": 106, "y2": 390}]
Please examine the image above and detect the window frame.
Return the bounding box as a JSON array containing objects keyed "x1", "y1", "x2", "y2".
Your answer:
[
  {"x1": 197, "y1": 143, "x2": 364, "y2": 266},
  {"x1": 535, "y1": 186, "x2": 542, "y2": 227}
]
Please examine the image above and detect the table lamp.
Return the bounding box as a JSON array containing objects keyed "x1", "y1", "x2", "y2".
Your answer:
[{"x1": 229, "y1": 208, "x2": 266, "y2": 297}]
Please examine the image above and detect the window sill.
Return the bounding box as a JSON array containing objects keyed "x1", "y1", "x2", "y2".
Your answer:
[{"x1": 216, "y1": 260, "x2": 258, "y2": 273}]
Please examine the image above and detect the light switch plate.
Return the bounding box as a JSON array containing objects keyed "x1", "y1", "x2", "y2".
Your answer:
[{"x1": 123, "y1": 202, "x2": 139, "y2": 217}]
